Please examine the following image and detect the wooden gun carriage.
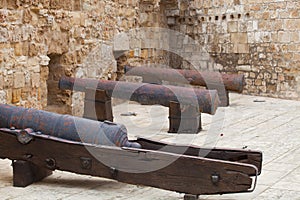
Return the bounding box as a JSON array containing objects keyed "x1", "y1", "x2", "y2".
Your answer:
[
  {"x1": 0, "y1": 103, "x2": 262, "y2": 199},
  {"x1": 59, "y1": 76, "x2": 220, "y2": 133}
]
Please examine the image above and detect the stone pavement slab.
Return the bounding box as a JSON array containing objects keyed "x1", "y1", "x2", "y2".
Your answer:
[{"x1": 0, "y1": 93, "x2": 300, "y2": 199}]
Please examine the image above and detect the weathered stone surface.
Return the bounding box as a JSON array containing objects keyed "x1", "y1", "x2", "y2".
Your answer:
[
  {"x1": 12, "y1": 88, "x2": 21, "y2": 103},
  {"x1": 13, "y1": 72, "x2": 25, "y2": 89},
  {"x1": 31, "y1": 72, "x2": 40, "y2": 88},
  {"x1": 0, "y1": 0, "x2": 300, "y2": 111},
  {"x1": 0, "y1": 75, "x2": 3, "y2": 90},
  {"x1": 164, "y1": 0, "x2": 300, "y2": 100},
  {"x1": 39, "y1": 55, "x2": 50, "y2": 66},
  {"x1": 23, "y1": 9, "x2": 33, "y2": 23}
]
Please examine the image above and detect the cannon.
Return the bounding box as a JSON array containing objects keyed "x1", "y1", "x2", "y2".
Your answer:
[
  {"x1": 59, "y1": 76, "x2": 219, "y2": 115},
  {"x1": 0, "y1": 103, "x2": 262, "y2": 199},
  {"x1": 124, "y1": 66, "x2": 245, "y2": 106},
  {"x1": 59, "y1": 76, "x2": 220, "y2": 133},
  {"x1": 0, "y1": 103, "x2": 140, "y2": 148}
]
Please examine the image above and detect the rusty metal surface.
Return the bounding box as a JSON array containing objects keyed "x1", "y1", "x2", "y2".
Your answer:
[
  {"x1": 59, "y1": 77, "x2": 220, "y2": 115},
  {"x1": 124, "y1": 66, "x2": 245, "y2": 93},
  {"x1": 0, "y1": 103, "x2": 140, "y2": 148}
]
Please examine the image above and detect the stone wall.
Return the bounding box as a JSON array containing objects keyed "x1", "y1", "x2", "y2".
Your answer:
[
  {"x1": 165, "y1": 0, "x2": 300, "y2": 99},
  {"x1": 0, "y1": 0, "x2": 142, "y2": 114},
  {"x1": 1, "y1": 0, "x2": 300, "y2": 115},
  {"x1": 115, "y1": 0, "x2": 171, "y2": 80}
]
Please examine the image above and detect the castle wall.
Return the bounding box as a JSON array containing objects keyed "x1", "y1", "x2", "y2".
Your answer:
[{"x1": 165, "y1": 0, "x2": 300, "y2": 99}]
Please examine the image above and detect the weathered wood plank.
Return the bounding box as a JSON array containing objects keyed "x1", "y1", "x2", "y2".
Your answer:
[
  {"x1": 0, "y1": 130, "x2": 258, "y2": 195},
  {"x1": 137, "y1": 137, "x2": 262, "y2": 175}
]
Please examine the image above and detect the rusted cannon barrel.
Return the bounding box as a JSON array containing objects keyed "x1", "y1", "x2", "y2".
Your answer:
[
  {"x1": 59, "y1": 77, "x2": 219, "y2": 115},
  {"x1": 0, "y1": 103, "x2": 141, "y2": 148},
  {"x1": 124, "y1": 66, "x2": 245, "y2": 93}
]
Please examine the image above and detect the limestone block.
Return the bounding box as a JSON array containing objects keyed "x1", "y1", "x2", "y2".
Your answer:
[
  {"x1": 29, "y1": 65, "x2": 40, "y2": 73},
  {"x1": 264, "y1": 72, "x2": 272, "y2": 79},
  {"x1": 228, "y1": 21, "x2": 238, "y2": 33},
  {"x1": 0, "y1": 1, "x2": 6, "y2": 8},
  {"x1": 50, "y1": 0, "x2": 62, "y2": 9},
  {"x1": 237, "y1": 65, "x2": 251, "y2": 72},
  {"x1": 21, "y1": 87, "x2": 30, "y2": 100},
  {"x1": 9, "y1": 26, "x2": 22, "y2": 42},
  {"x1": 237, "y1": 44, "x2": 250, "y2": 53},
  {"x1": 79, "y1": 13, "x2": 86, "y2": 26},
  {"x1": 278, "y1": 31, "x2": 290, "y2": 43},
  {"x1": 60, "y1": 19, "x2": 72, "y2": 31},
  {"x1": 249, "y1": 72, "x2": 256, "y2": 78},
  {"x1": 6, "y1": 0, "x2": 17, "y2": 9},
  {"x1": 140, "y1": 13, "x2": 148, "y2": 25},
  {"x1": 285, "y1": 19, "x2": 300, "y2": 30},
  {"x1": 245, "y1": 79, "x2": 253, "y2": 86},
  {"x1": 165, "y1": 9, "x2": 180, "y2": 17},
  {"x1": 4, "y1": 73, "x2": 13, "y2": 88},
  {"x1": 24, "y1": 70, "x2": 30, "y2": 85},
  {"x1": 290, "y1": 9, "x2": 299, "y2": 18},
  {"x1": 12, "y1": 88, "x2": 21, "y2": 103},
  {"x1": 140, "y1": 49, "x2": 148, "y2": 59},
  {"x1": 5, "y1": 88, "x2": 12, "y2": 103},
  {"x1": 124, "y1": 8, "x2": 135, "y2": 18},
  {"x1": 71, "y1": 12, "x2": 81, "y2": 25},
  {"x1": 40, "y1": 66, "x2": 49, "y2": 86},
  {"x1": 62, "y1": 52, "x2": 77, "y2": 65},
  {"x1": 45, "y1": 31, "x2": 68, "y2": 54},
  {"x1": 23, "y1": 9, "x2": 32, "y2": 23},
  {"x1": 7, "y1": 10, "x2": 22, "y2": 25},
  {"x1": 31, "y1": 73, "x2": 40, "y2": 88},
  {"x1": 258, "y1": 85, "x2": 267, "y2": 93},
  {"x1": 231, "y1": 33, "x2": 248, "y2": 44},
  {"x1": 14, "y1": 43, "x2": 22, "y2": 56},
  {"x1": 28, "y1": 43, "x2": 39, "y2": 57},
  {"x1": 255, "y1": 79, "x2": 262, "y2": 86},
  {"x1": 38, "y1": 0, "x2": 50, "y2": 8},
  {"x1": 16, "y1": 56, "x2": 27, "y2": 65},
  {"x1": 13, "y1": 72, "x2": 25, "y2": 88},
  {"x1": 0, "y1": 27, "x2": 8, "y2": 43},
  {"x1": 73, "y1": 27, "x2": 84, "y2": 38},
  {"x1": 0, "y1": 75, "x2": 3, "y2": 89},
  {"x1": 39, "y1": 55, "x2": 50, "y2": 66},
  {"x1": 238, "y1": 21, "x2": 247, "y2": 32},
  {"x1": 73, "y1": 0, "x2": 82, "y2": 11},
  {"x1": 268, "y1": 2, "x2": 287, "y2": 10},
  {"x1": 0, "y1": 90, "x2": 6, "y2": 103},
  {"x1": 22, "y1": 42, "x2": 29, "y2": 56}
]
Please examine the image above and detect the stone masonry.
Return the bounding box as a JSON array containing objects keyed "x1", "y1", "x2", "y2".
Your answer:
[
  {"x1": 0, "y1": 0, "x2": 142, "y2": 115},
  {"x1": 0, "y1": 0, "x2": 300, "y2": 115},
  {"x1": 165, "y1": 0, "x2": 300, "y2": 99}
]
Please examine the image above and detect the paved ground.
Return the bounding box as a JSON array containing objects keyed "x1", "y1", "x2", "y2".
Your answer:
[{"x1": 0, "y1": 93, "x2": 300, "y2": 200}]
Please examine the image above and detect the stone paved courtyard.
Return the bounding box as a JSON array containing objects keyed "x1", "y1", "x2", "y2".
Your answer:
[{"x1": 0, "y1": 93, "x2": 300, "y2": 200}]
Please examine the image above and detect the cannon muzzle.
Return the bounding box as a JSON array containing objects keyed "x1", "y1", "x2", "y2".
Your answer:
[{"x1": 124, "y1": 65, "x2": 245, "y2": 93}]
